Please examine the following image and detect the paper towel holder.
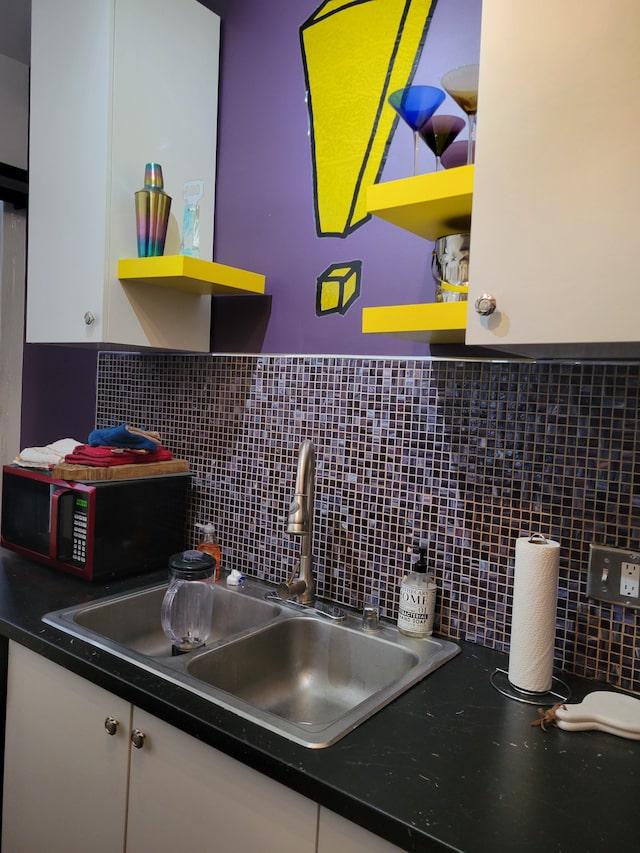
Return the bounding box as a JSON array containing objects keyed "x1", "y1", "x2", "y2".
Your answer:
[
  {"x1": 491, "y1": 532, "x2": 571, "y2": 705},
  {"x1": 527, "y1": 532, "x2": 550, "y2": 545},
  {"x1": 490, "y1": 668, "x2": 570, "y2": 706}
]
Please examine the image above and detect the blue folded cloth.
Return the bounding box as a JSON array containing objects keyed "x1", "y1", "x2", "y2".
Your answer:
[{"x1": 88, "y1": 424, "x2": 162, "y2": 452}]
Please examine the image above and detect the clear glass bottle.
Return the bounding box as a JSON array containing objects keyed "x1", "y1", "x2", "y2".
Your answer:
[
  {"x1": 195, "y1": 522, "x2": 221, "y2": 582},
  {"x1": 397, "y1": 543, "x2": 437, "y2": 638},
  {"x1": 180, "y1": 180, "x2": 204, "y2": 258},
  {"x1": 161, "y1": 550, "x2": 216, "y2": 654}
]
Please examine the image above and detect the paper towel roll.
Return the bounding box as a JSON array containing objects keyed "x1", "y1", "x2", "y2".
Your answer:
[{"x1": 507, "y1": 535, "x2": 560, "y2": 693}]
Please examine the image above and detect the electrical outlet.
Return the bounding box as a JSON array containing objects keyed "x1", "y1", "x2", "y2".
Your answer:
[
  {"x1": 587, "y1": 544, "x2": 640, "y2": 609},
  {"x1": 621, "y1": 562, "x2": 640, "y2": 598}
]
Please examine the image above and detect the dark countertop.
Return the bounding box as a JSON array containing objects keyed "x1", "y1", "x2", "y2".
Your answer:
[{"x1": 0, "y1": 549, "x2": 637, "y2": 853}]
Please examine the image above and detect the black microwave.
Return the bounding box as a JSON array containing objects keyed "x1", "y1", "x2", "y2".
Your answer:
[{"x1": 1, "y1": 465, "x2": 191, "y2": 581}]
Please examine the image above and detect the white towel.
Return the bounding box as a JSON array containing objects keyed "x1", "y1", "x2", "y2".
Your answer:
[{"x1": 14, "y1": 438, "x2": 82, "y2": 468}]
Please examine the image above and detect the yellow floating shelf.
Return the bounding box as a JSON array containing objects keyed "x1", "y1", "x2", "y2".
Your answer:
[
  {"x1": 362, "y1": 301, "x2": 467, "y2": 343},
  {"x1": 366, "y1": 164, "x2": 474, "y2": 242},
  {"x1": 118, "y1": 255, "x2": 266, "y2": 297}
]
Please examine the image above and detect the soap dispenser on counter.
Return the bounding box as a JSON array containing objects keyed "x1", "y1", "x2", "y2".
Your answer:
[
  {"x1": 195, "y1": 522, "x2": 221, "y2": 582},
  {"x1": 397, "y1": 541, "x2": 437, "y2": 638}
]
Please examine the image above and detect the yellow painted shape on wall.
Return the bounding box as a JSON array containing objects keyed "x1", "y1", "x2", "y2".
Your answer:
[
  {"x1": 320, "y1": 280, "x2": 341, "y2": 312},
  {"x1": 342, "y1": 269, "x2": 358, "y2": 306},
  {"x1": 329, "y1": 265, "x2": 352, "y2": 279},
  {"x1": 316, "y1": 260, "x2": 362, "y2": 315},
  {"x1": 301, "y1": 0, "x2": 436, "y2": 237}
]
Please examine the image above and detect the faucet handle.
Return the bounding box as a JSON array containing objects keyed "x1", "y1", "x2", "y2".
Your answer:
[
  {"x1": 276, "y1": 579, "x2": 307, "y2": 601},
  {"x1": 287, "y1": 494, "x2": 307, "y2": 533}
]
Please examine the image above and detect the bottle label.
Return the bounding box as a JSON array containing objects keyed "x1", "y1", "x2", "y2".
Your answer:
[{"x1": 397, "y1": 582, "x2": 436, "y2": 635}]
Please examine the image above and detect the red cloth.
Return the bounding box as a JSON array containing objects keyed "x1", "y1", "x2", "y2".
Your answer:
[{"x1": 64, "y1": 444, "x2": 173, "y2": 467}]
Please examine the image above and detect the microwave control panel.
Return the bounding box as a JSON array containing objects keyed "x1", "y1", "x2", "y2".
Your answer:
[{"x1": 71, "y1": 495, "x2": 89, "y2": 564}]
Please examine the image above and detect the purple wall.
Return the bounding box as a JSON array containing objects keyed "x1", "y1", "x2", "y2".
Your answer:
[
  {"x1": 209, "y1": 0, "x2": 481, "y2": 355},
  {"x1": 20, "y1": 0, "x2": 481, "y2": 445},
  {"x1": 20, "y1": 345, "x2": 97, "y2": 447}
]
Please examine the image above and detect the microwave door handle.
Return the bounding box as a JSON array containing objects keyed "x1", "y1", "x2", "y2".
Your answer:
[{"x1": 50, "y1": 488, "x2": 73, "y2": 560}]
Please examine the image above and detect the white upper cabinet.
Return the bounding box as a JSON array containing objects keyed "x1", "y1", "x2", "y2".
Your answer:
[
  {"x1": 467, "y1": 0, "x2": 640, "y2": 357},
  {"x1": 27, "y1": 0, "x2": 220, "y2": 351}
]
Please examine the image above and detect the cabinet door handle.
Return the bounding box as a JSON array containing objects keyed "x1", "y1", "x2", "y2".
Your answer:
[
  {"x1": 104, "y1": 716, "x2": 119, "y2": 736},
  {"x1": 474, "y1": 293, "x2": 497, "y2": 316},
  {"x1": 83, "y1": 311, "x2": 96, "y2": 326},
  {"x1": 131, "y1": 728, "x2": 146, "y2": 749}
]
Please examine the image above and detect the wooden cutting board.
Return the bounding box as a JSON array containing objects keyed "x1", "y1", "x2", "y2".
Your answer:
[{"x1": 50, "y1": 459, "x2": 190, "y2": 481}]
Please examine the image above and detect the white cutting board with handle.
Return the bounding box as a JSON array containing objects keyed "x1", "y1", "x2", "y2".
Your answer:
[{"x1": 555, "y1": 691, "x2": 640, "y2": 739}]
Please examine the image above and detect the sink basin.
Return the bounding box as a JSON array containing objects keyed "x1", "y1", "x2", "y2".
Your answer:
[
  {"x1": 188, "y1": 617, "x2": 421, "y2": 725},
  {"x1": 44, "y1": 577, "x2": 460, "y2": 747},
  {"x1": 66, "y1": 581, "x2": 281, "y2": 658}
]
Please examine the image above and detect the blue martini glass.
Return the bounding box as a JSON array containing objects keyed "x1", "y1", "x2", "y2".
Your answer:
[{"x1": 388, "y1": 85, "x2": 446, "y2": 175}]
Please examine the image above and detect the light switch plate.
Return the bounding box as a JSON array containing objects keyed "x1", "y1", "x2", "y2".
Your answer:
[{"x1": 587, "y1": 544, "x2": 640, "y2": 609}]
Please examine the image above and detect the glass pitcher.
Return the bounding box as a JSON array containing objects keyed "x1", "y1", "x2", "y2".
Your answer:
[{"x1": 161, "y1": 550, "x2": 216, "y2": 654}]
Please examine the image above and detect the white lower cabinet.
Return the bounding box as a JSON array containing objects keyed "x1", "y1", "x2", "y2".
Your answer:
[
  {"x1": 2, "y1": 642, "x2": 130, "y2": 853},
  {"x1": 125, "y1": 706, "x2": 316, "y2": 853},
  {"x1": 2, "y1": 642, "x2": 403, "y2": 852},
  {"x1": 1, "y1": 642, "x2": 317, "y2": 853}
]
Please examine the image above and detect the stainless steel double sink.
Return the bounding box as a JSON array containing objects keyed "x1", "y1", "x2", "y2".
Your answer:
[{"x1": 44, "y1": 577, "x2": 460, "y2": 748}]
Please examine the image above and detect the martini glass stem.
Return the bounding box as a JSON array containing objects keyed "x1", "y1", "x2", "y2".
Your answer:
[
  {"x1": 466, "y1": 113, "x2": 477, "y2": 165},
  {"x1": 413, "y1": 131, "x2": 420, "y2": 176}
]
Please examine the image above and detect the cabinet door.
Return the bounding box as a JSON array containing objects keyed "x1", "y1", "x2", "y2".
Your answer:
[
  {"x1": 27, "y1": 0, "x2": 219, "y2": 351},
  {"x1": 467, "y1": 0, "x2": 640, "y2": 355},
  {"x1": 126, "y1": 707, "x2": 318, "y2": 853},
  {"x1": 28, "y1": 0, "x2": 111, "y2": 345},
  {"x1": 2, "y1": 642, "x2": 131, "y2": 853},
  {"x1": 318, "y1": 807, "x2": 404, "y2": 852}
]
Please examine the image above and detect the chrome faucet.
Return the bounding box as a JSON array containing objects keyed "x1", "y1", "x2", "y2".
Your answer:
[{"x1": 278, "y1": 439, "x2": 316, "y2": 606}]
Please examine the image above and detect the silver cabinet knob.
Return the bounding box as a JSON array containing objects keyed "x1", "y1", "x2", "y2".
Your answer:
[
  {"x1": 104, "y1": 716, "x2": 119, "y2": 736},
  {"x1": 131, "y1": 728, "x2": 146, "y2": 749},
  {"x1": 83, "y1": 311, "x2": 96, "y2": 326},
  {"x1": 474, "y1": 293, "x2": 497, "y2": 316}
]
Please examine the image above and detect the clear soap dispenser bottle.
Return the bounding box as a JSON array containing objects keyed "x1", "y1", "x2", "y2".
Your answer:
[
  {"x1": 195, "y1": 522, "x2": 221, "y2": 582},
  {"x1": 397, "y1": 541, "x2": 437, "y2": 638}
]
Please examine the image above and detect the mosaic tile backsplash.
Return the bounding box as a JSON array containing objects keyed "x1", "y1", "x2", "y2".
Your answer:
[{"x1": 97, "y1": 353, "x2": 640, "y2": 694}]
